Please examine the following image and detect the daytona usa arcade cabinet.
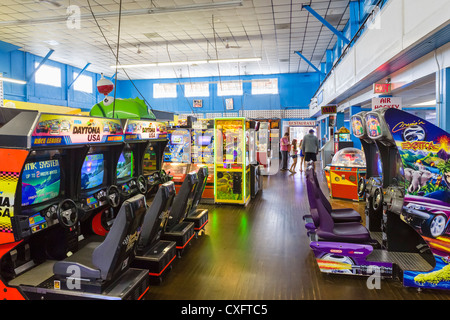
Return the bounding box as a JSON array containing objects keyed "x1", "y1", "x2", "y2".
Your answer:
[{"x1": 0, "y1": 109, "x2": 149, "y2": 300}]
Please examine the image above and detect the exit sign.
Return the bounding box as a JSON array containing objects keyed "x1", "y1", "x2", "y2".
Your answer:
[{"x1": 373, "y1": 83, "x2": 391, "y2": 94}]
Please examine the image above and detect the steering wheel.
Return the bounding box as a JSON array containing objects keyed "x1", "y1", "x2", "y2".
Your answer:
[
  {"x1": 137, "y1": 175, "x2": 148, "y2": 194},
  {"x1": 372, "y1": 187, "x2": 383, "y2": 211},
  {"x1": 160, "y1": 170, "x2": 167, "y2": 183},
  {"x1": 57, "y1": 199, "x2": 79, "y2": 228},
  {"x1": 106, "y1": 185, "x2": 121, "y2": 208},
  {"x1": 357, "y1": 177, "x2": 366, "y2": 198}
]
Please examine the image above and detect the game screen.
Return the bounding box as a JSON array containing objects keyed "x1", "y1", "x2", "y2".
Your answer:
[
  {"x1": 117, "y1": 151, "x2": 134, "y2": 179},
  {"x1": 351, "y1": 117, "x2": 365, "y2": 137},
  {"x1": 22, "y1": 159, "x2": 61, "y2": 206},
  {"x1": 198, "y1": 135, "x2": 213, "y2": 146},
  {"x1": 366, "y1": 114, "x2": 382, "y2": 138},
  {"x1": 81, "y1": 154, "x2": 105, "y2": 190},
  {"x1": 171, "y1": 135, "x2": 184, "y2": 145},
  {"x1": 143, "y1": 146, "x2": 157, "y2": 174}
]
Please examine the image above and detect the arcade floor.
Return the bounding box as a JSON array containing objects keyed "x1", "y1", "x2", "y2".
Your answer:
[{"x1": 143, "y1": 165, "x2": 450, "y2": 301}]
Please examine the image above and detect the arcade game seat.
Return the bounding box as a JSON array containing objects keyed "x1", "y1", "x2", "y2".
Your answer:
[
  {"x1": 9, "y1": 194, "x2": 150, "y2": 300},
  {"x1": 183, "y1": 166, "x2": 209, "y2": 237},
  {"x1": 131, "y1": 182, "x2": 177, "y2": 283},
  {"x1": 161, "y1": 172, "x2": 197, "y2": 257}
]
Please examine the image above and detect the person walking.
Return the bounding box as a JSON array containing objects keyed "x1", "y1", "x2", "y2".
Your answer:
[
  {"x1": 302, "y1": 129, "x2": 319, "y2": 169},
  {"x1": 298, "y1": 139, "x2": 304, "y2": 172},
  {"x1": 289, "y1": 139, "x2": 298, "y2": 174},
  {"x1": 280, "y1": 132, "x2": 290, "y2": 171}
]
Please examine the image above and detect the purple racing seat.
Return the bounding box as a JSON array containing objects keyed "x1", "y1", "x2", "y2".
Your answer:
[
  {"x1": 305, "y1": 168, "x2": 373, "y2": 243},
  {"x1": 307, "y1": 169, "x2": 361, "y2": 222}
]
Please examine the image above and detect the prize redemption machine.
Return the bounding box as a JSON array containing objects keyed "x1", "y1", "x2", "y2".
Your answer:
[
  {"x1": 0, "y1": 110, "x2": 149, "y2": 300},
  {"x1": 247, "y1": 120, "x2": 262, "y2": 198},
  {"x1": 162, "y1": 127, "x2": 192, "y2": 193},
  {"x1": 190, "y1": 121, "x2": 215, "y2": 203},
  {"x1": 121, "y1": 119, "x2": 169, "y2": 200},
  {"x1": 334, "y1": 127, "x2": 353, "y2": 155},
  {"x1": 307, "y1": 108, "x2": 450, "y2": 291},
  {"x1": 324, "y1": 148, "x2": 366, "y2": 201},
  {"x1": 214, "y1": 118, "x2": 250, "y2": 205}
]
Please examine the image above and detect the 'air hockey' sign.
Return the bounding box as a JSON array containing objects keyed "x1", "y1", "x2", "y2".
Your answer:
[{"x1": 372, "y1": 97, "x2": 402, "y2": 110}]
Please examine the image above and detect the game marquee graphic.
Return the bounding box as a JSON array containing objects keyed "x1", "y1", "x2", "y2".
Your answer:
[
  {"x1": 384, "y1": 108, "x2": 450, "y2": 289},
  {"x1": 31, "y1": 114, "x2": 124, "y2": 146}
]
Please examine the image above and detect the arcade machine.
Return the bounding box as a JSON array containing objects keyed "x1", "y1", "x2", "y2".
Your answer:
[
  {"x1": 350, "y1": 112, "x2": 384, "y2": 233},
  {"x1": 333, "y1": 127, "x2": 353, "y2": 155},
  {"x1": 306, "y1": 108, "x2": 446, "y2": 291},
  {"x1": 190, "y1": 119, "x2": 215, "y2": 203},
  {"x1": 256, "y1": 121, "x2": 270, "y2": 175},
  {"x1": 324, "y1": 148, "x2": 366, "y2": 201},
  {"x1": 162, "y1": 127, "x2": 192, "y2": 193},
  {"x1": 247, "y1": 120, "x2": 262, "y2": 198},
  {"x1": 0, "y1": 109, "x2": 149, "y2": 300},
  {"x1": 214, "y1": 118, "x2": 250, "y2": 205},
  {"x1": 364, "y1": 108, "x2": 450, "y2": 290},
  {"x1": 121, "y1": 119, "x2": 168, "y2": 200}
]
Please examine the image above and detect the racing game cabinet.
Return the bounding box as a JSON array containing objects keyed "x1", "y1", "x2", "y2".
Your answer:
[{"x1": 132, "y1": 182, "x2": 177, "y2": 283}]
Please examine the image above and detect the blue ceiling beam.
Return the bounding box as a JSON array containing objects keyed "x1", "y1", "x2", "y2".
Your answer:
[
  {"x1": 294, "y1": 51, "x2": 326, "y2": 76},
  {"x1": 27, "y1": 49, "x2": 54, "y2": 82},
  {"x1": 68, "y1": 62, "x2": 91, "y2": 89},
  {"x1": 302, "y1": 5, "x2": 350, "y2": 45}
]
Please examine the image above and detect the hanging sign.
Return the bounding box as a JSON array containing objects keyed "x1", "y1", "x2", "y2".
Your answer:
[
  {"x1": 372, "y1": 97, "x2": 402, "y2": 110},
  {"x1": 321, "y1": 105, "x2": 337, "y2": 115}
]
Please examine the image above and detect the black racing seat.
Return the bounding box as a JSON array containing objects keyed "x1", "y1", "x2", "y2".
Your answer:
[
  {"x1": 132, "y1": 182, "x2": 177, "y2": 280},
  {"x1": 161, "y1": 172, "x2": 197, "y2": 256},
  {"x1": 137, "y1": 181, "x2": 175, "y2": 252},
  {"x1": 184, "y1": 166, "x2": 209, "y2": 234},
  {"x1": 53, "y1": 194, "x2": 147, "y2": 284}
]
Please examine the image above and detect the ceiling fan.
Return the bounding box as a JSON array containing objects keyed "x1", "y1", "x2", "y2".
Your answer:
[
  {"x1": 224, "y1": 39, "x2": 241, "y2": 49},
  {"x1": 36, "y1": 0, "x2": 63, "y2": 8}
]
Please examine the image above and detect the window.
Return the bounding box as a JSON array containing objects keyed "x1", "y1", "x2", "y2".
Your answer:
[
  {"x1": 217, "y1": 80, "x2": 243, "y2": 96},
  {"x1": 153, "y1": 83, "x2": 177, "y2": 98},
  {"x1": 34, "y1": 62, "x2": 61, "y2": 87},
  {"x1": 73, "y1": 72, "x2": 93, "y2": 93},
  {"x1": 184, "y1": 82, "x2": 209, "y2": 97},
  {"x1": 251, "y1": 78, "x2": 278, "y2": 95}
]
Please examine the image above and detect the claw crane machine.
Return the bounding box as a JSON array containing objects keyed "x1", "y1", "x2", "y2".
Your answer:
[{"x1": 214, "y1": 118, "x2": 250, "y2": 205}]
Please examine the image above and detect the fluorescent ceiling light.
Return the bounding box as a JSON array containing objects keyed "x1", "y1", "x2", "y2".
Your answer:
[
  {"x1": 208, "y1": 57, "x2": 262, "y2": 64},
  {"x1": 112, "y1": 57, "x2": 261, "y2": 69},
  {"x1": 0, "y1": 77, "x2": 27, "y2": 85},
  {"x1": 411, "y1": 100, "x2": 436, "y2": 106},
  {"x1": 0, "y1": 0, "x2": 243, "y2": 26}
]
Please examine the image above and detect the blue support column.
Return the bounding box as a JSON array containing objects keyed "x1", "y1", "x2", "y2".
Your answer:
[
  {"x1": 437, "y1": 67, "x2": 450, "y2": 132},
  {"x1": 326, "y1": 49, "x2": 333, "y2": 73},
  {"x1": 349, "y1": 1, "x2": 360, "y2": 41},
  {"x1": 349, "y1": 106, "x2": 362, "y2": 150},
  {"x1": 335, "y1": 112, "x2": 345, "y2": 130},
  {"x1": 302, "y1": 5, "x2": 350, "y2": 45}
]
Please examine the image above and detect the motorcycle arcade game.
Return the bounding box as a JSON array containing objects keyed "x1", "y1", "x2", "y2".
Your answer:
[
  {"x1": 308, "y1": 107, "x2": 440, "y2": 289},
  {"x1": 365, "y1": 108, "x2": 450, "y2": 290},
  {"x1": 0, "y1": 110, "x2": 149, "y2": 300}
]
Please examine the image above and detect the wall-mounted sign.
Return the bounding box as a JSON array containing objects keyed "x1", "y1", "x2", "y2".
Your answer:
[
  {"x1": 321, "y1": 105, "x2": 337, "y2": 115},
  {"x1": 287, "y1": 120, "x2": 316, "y2": 126},
  {"x1": 372, "y1": 97, "x2": 402, "y2": 110},
  {"x1": 373, "y1": 83, "x2": 391, "y2": 94},
  {"x1": 193, "y1": 99, "x2": 202, "y2": 108},
  {"x1": 225, "y1": 98, "x2": 233, "y2": 110}
]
